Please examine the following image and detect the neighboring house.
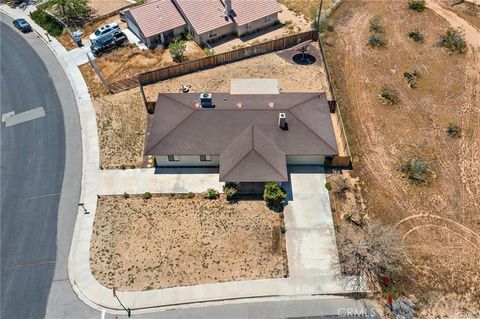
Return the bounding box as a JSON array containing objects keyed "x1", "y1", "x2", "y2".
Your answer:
[
  {"x1": 125, "y1": 0, "x2": 281, "y2": 47},
  {"x1": 144, "y1": 92, "x2": 339, "y2": 185},
  {"x1": 124, "y1": 0, "x2": 187, "y2": 48}
]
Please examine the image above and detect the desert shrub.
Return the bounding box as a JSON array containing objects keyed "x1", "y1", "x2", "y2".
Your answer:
[
  {"x1": 169, "y1": 38, "x2": 186, "y2": 62},
  {"x1": 408, "y1": 30, "x2": 424, "y2": 43},
  {"x1": 263, "y1": 182, "x2": 287, "y2": 210},
  {"x1": 367, "y1": 16, "x2": 386, "y2": 47},
  {"x1": 123, "y1": 192, "x2": 130, "y2": 199},
  {"x1": 369, "y1": 16, "x2": 384, "y2": 34},
  {"x1": 403, "y1": 70, "x2": 421, "y2": 88},
  {"x1": 437, "y1": 27, "x2": 468, "y2": 54},
  {"x1": 30, "y1": 10, "x2": 64, "y2": 36},
  {"x1": 143, "y1": 192, "x2": 152, "y2": 200},
  {"x1": 186, "y1": 32, "x2": 194, "y2": 41},
  {"x1": 368, "y1": 33, "x2": 386, "y2": 47},
  {"x1": 446, "y1": 123, "x2": 461, "y2": 138},
  {"x1": 400, "y1": 157, "x2": 431, "y2": 183},
  {"x1": 187, "y1": 191, "x2": 195, "y2": 198},
  {"x1": 325, "y1": 181, "x2": 332, "y2": 191},
  {"x1": 223, "y1": 185, "x2": 237, "y2": 201},
  {"x1": 203, "y1": 188, "x2": 219, "y2": 200},
  {"x1": 380, "y1": 86, "x2": 400, "y2": 104},
  {"x1": 204, "y1": 48, "x2": 214, "y2": 56},
  {"x1": 407, "y1": 0, "x2": 426, "y2": 12}
]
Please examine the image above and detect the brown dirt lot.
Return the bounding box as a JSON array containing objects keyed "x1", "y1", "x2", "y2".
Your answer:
[
  {"x1": 90, "y1": 195, "x2": 287, "y2": 291},
  {"x1": 144, "y1": 44, "x2": 330, "y2": 101},
  {"x1": 325, "y1": 0, "x2": 479, "y2": 317},
  {"x1": 440, "y1": 0, "x2": 480, "y2": 30},
  {"x1": 89, "y1": 0, "x2": 131, "y2": 17},
  {"x1": 93, "y1": 88, "x2": 147, "y2": 169}
]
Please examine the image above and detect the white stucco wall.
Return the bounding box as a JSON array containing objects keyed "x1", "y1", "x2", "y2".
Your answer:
[
  {"x1": 236, "y1": 13, "x2": 278, "y2": 37},
  {"x1": 286, "y1": 155, "x2": 325, "y2": 165},
  {"x1": 155, "y1": 155, "x2": 220, "y2": 167}
]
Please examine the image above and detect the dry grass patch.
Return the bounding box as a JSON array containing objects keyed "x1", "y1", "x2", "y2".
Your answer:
[
  {"x1": 57, "y1": 31, "x2": 77, "y2": 51},
  {"x1": 326, "y1": 0, "x2": 479, "y2": 317},
  {"x1": 144, "y1": 46, "x2": 330, "y2": 100},
  {"x1": 90, "y1": 195, "x2": 287, "y2": 291},
  {"x1": 89, "y1": 0, "x2": 131, "y2": 17},
  {"x1": 93, "y1": 88, "x2": 147, "y2": 169}
]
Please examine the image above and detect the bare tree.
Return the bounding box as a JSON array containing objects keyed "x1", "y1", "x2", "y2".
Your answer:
[{"x1": 336, "y1": 222, "x2": 406, "y2": 292}]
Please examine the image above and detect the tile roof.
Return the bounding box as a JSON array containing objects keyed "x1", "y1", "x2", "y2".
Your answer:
[
  {"x1": 128, "y1": 0, "x2": 186, "y2": 38},
  {"x1": 145, "y1": 92, "x2": 338, "y2": 182},
  {"x1": 230, "y1": 0, "x2": 282, "y2": 26},
  {"x1": 174, "y1": 0, "x2": 234, "y2": 35}
]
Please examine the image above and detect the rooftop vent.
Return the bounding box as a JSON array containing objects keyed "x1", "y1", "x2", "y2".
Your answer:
[
  {"x1": 278, "y1": 113, "x2": 287, "y2": 130},
  {"x1": 200, "y1": 93, "x2": 214, "y2": 108}
]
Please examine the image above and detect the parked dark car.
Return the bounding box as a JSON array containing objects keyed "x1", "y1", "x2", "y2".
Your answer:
[
  {"x1": 90, "y1": 31, "x2": 127, "y2": 57},
  {"x1": 13, "y1": 19, "x2": 32, "y2": 33}
]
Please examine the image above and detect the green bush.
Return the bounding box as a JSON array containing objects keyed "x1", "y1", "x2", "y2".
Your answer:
[
  {"x1": 123, "y1": 192, "x2": 130, "y2": 199},
  {"x1": 30, "y1": 10, "x2": 63, "y2": 36},
  {"x1": 169, "y1": 38, "x2": 186, "y2": 62},
  {"x1": 203, "y1": 188, "x2": 220, "y2": 200},
  {"x1": 187, "y1": 191, "x2": 195, "y2": 198},
  {"x1": 408, "y1": 0, "x2": 426, "y2": 12},
  {"x1": 263, "y1": 182, "x2": 287, "y2": 210},
  {"x1": 437, "y1": 27, "x2": 468, "y2": 54},
  {"x1": 446, "y1": 123, "x2": 461, "y2": 138},
  {"x1": 380, "y1": 86, "x2": 400, "y2": 105},
  {"x1": 143, "y1": 192, "x2": 152, "y2": 200},
  {"x1": 408, "y1": 30, "x2": 424, "y2": 43},
  {"x1": 223, "y1": 185, "x2": 237, "y2": 201},
  {"x1": 325, "y1": 181, "x2": 332, "y2": 191},
  {"x1": 400, "y1": 157, "x2": 431, "y2": 183}
]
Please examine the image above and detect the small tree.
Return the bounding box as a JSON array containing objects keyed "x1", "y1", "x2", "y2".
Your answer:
[
  {"x1": 336, "y1": 222, "x2": 406, "y2": 290},
  {"x1": 446, "y1": 123, "x2": 461, "y2": 138},
  {"x1": 187, "y1": 191, "x2": 195, "y2": 198},
  {"x1": 169, "y1": 38, "x2": 186, "y2": 62},
  {"x1": 380, "y1": 86, "x2": 400, "y2": 105},
  {"x1": 407, "y1": 0, "x2": 426, "y2": 12},
  {"x1": 203, "y1": 188, "x2": 219, "y2": 200},
  {"x1": 263, "y1": 182, "x2": 287, "y2": 211},
  {"x1": 400, "y1": 157, "x2": 431, "y2": 183},
  {"x1": 437, "y1": 27, "x2": 468, "y2": 54}
]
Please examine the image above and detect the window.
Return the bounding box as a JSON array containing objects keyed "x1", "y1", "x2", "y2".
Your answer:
[
  {"x1": 263, "y1": 15, "x2": 271, "y2": 23},
  {"x1": 200, "y1": 155, "x2": 211, "y2": 162},
  {"x1": 246, "y1": 23, "x2": 252, "y2": 30},
  {"x1": 167, "y1": 155, "x2": 179, "y2": 162},
  {"x1": 208, "y1": 31, "x2": 217, "y2": 38}
]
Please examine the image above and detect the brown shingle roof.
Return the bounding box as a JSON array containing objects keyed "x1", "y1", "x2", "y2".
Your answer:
[
  {"x1": 128, "y1": 0, "x2": 186, "y2": 38},
  {"x1": 220, "y1": 126, "x2": 288, "y2": 182},
  {"x1": 231, "y1": 0, "x2": 282, "y2": 26},
  {"x1": 174, "y1": 0, "x2": 234, "y2": 35}
]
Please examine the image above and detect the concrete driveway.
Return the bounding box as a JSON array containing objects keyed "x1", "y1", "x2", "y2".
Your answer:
[{"x1": 283, "y1": 166, "x2": 340, "y2": 279}]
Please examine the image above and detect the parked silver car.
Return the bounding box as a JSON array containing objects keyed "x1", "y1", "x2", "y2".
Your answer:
[{"x1": 89, "y1": 23, "x2": 120, "y2": 42}]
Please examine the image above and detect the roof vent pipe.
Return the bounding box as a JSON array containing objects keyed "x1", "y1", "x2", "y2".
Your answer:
[
  {"x1": 278, "y1": 113, "x2": 287, "y2": 130},
  {"x1": 225, "y1": 0, "x2": 232, "y2": 16}
]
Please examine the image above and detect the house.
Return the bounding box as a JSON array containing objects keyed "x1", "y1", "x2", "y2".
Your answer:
[
  {"x1": 124, "y1": 0, "x2": 187, "y2": 48},
  {"x1": 125, "y1": 0, "x2": 281, "y2": 47},
  {"x1": 144, "y1": 92, "x2": 339, "y2": 184}
]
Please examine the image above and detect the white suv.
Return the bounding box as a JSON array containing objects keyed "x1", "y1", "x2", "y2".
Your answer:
[{"x1": 89, "y1": 23, "x2": 120, "y2": 42}]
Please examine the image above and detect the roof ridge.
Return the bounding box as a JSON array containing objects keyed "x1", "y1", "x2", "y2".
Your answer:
[
  {"x1": 287, "y1": 94, "x2": 321, "y2": 111},
  {"x1": 219, "y1": 125, "x2": 254, "y2": 180},
  {"x1": 251, "y1": 126, "x2": 288, "y2": 180},
  {"x1": 144, "y1": 96, "x2": 195, "y2": 154}
]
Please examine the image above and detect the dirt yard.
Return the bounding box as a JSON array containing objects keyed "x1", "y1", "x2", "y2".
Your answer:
[
  {"x1": 325, "y1": 0, "x2": 480, "y2": 317},
  {"x1": 93, "y1": 88, "x2": 147, "y2": 169},
  {"x1": 90, "y1": 195, "x2": 287, "y2": 291},
  {"x1": 89, "y1": 0, "x2": 132, "y2": 17},
  {"x1": 440, "y1": 0, "x2": 480, "y2": 29},
  {"x1": 144, "y1": 43, "x2": 330, "y2": 101}
]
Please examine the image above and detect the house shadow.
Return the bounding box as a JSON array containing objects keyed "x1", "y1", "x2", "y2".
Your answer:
[
  {"x1": 154, "y1": 166, "x2": 219, "y2": 175},
  {"x1": 283, "y1": 165, "x2": 327, "y2": 202},
  {"x1": 210, "y1": 23, "x2": 285, "y2": 48}
]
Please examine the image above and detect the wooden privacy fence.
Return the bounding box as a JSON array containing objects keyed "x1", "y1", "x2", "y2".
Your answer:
[{"x1": 138, "y1": 30, "x2": 318, "y2": 86}]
